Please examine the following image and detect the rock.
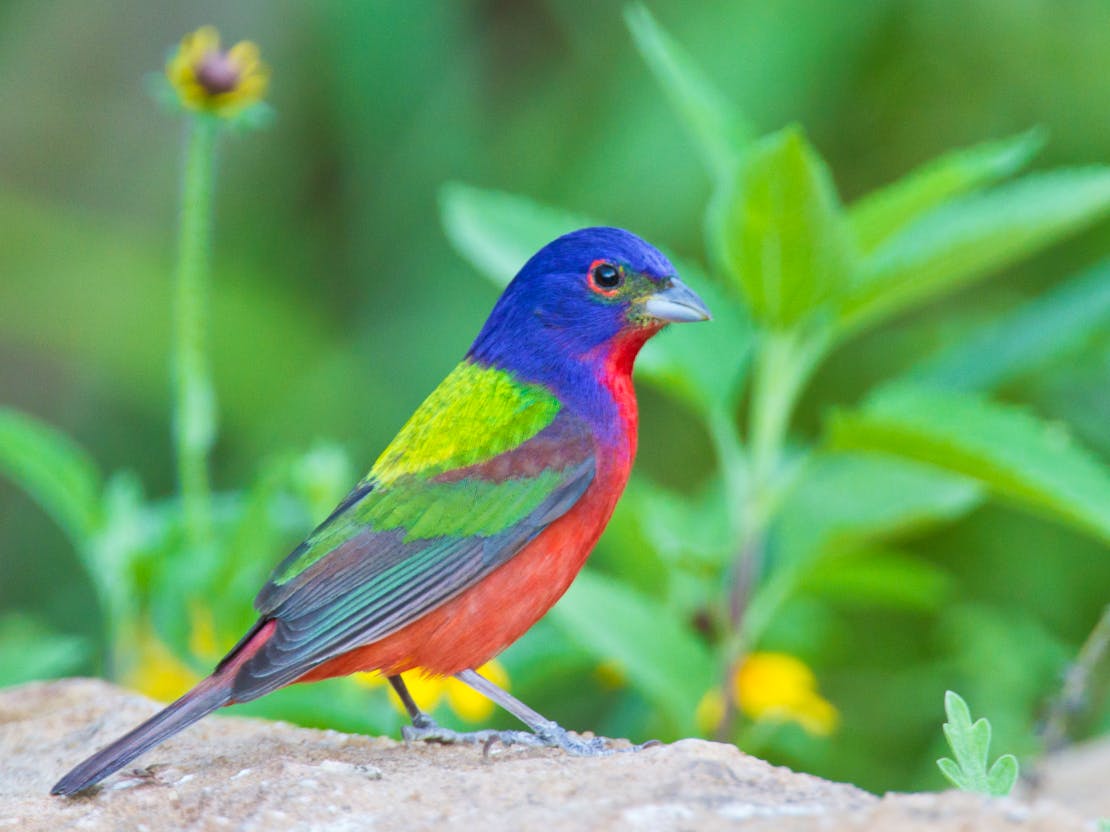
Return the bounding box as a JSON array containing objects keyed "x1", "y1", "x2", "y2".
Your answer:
[
  {"x1": 1021, "y1": 737, "x2": 1110, "y2": 820},
  {"x1": 0, "y1": 679, "x2": 1092, "y2": 831}
]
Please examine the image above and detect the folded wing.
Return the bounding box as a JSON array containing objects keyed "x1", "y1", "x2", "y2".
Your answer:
[{"x1": 228, "y1": 370, "x2": 595, "y2": 701}]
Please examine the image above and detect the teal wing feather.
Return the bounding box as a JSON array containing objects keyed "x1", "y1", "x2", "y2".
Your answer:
[{"x1": 229, "y1": 405, "x2": 595, "y2": 701}]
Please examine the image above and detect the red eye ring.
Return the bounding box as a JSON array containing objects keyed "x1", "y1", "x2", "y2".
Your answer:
[{"x1": 587, "y1": 260, "x2": 623, "y2": 296}]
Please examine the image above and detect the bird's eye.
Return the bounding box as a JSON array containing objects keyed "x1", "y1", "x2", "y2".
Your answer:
[
  {"x1": 594, "y1": 264, "x2": 620, "y2": 287},
  {"x1": 588, "y1": 261, "x2": 623, "y2": 294}
]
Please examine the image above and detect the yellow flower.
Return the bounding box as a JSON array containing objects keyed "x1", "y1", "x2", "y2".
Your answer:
[
  {"x1": 121, "y1": 630, "x2": 201, "y2": 703},
  {"x1": 732, "y1": 652, "x2": 839, "y2": 737},
  {"x1": 354, "y1": 660, "x2": 511, "y2": 724},
  {"x1": 166, "y1": 26, "x2": 269, "y2": 116}
]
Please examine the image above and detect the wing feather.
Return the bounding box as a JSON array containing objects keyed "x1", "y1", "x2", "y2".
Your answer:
[{"x1": 230, "y1": 407, "x2": 594, "y2": 701}]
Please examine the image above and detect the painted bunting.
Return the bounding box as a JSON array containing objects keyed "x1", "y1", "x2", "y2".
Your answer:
[{"x1": 52, "y1": 227, "x2": 711, "y2": 796}]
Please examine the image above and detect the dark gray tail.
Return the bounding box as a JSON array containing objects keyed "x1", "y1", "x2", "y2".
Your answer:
[{"x1": 51, "y1": 675, "x2": 231, "y2": 796}]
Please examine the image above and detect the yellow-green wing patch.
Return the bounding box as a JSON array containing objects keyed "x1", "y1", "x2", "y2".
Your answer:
[{"x1": 370, "y1": 360, "x2": 561, "y2": 486}]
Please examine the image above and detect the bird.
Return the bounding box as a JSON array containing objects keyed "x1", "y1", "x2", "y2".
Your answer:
[{"x1": 52, "y1": 226, "x2": 711, "y2": 796}]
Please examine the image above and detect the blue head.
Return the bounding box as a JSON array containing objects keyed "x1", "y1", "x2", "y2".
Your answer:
[{"x1": 468, "y1": 227, "x2": 710, "y2": 398}]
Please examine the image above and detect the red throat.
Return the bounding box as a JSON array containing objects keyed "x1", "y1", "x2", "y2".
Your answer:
[
  {"x1": 596, "y1": 323, "x2": 662, "y2": 459},
  {"x1": 605, "y1": 323, "x2": 663, "y2": 381}
]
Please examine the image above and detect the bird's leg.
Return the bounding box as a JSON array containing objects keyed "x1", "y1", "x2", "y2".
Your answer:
[
  {"x1": 453, "y1": 668, "x2": 659, "y2": 756},
  {"x1": 389, "y1": 674, "x2": 544, "y2": 749},
  {"x1": 387, "y1": 675, "x2": 434, "y2": 731}
]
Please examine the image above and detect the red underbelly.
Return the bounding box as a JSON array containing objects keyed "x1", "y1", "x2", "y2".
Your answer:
[{"x1": 295, "y1": 469, "x2": 625, "y2": 683}]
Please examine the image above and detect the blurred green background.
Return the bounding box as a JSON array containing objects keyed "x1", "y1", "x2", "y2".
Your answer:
[{"x1": 2, "y1": 0, "x2": 1109, "y2": 794}]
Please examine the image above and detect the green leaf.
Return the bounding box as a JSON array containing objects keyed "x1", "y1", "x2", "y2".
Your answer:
[
  {"x1": 773, "y1": 452, "x2": 983, "y2": 566},
  {"x1": 987, "y1": 754, "x2": 1020, "y2": 797},
  {"x1": 0, "y1": 408, "x2": 102, "y2": 546},
  {"x1": 746, "y1": 455, "x2": 978, "y2": 648},
  {"x1": 944, "y1": 692, "x2": 984, "y2": 776},
  {"x1": 827, "y1": 384, "x2": 1110, "y2": 545},
  {"x1": 549, "y1": 569, "x2": 714, "y2": 736},
  {"x1": 801, "y1": 549, "x2": 951, "y2": 612},
  {"x1": 440, "y1": 182, "x2": 592, "y2": 287},
  {"x1": 841, "y1": 168, "x2": 1110, "y2": 332},
  {"x1": 908, "y1": 260, "x2": 1110, "y2": 393},
  {"x1": 968, "y1": 718, "x2": 991, "y2": 768},
  {"x1": 634, "y1": 477, "x2": 734, "y2": 570},
  {"x1": 937, "y1": 690, "x2": 1019, "y2": 796},
  {"x1": 624, "y1": 4, "x2": 752, "y2": 178},
  {"x1": 0, "y1": 614, "x2": 89, "y2": 687},
  {"x1": 713, "y1": 126, "x2": 856, "y2": 328},
  {"x1": 849, "y1": 129, "x2": 1044, "y2": 252},
  {"x1": 936, "y1": 757, "x2": 968, "y2": 791}
]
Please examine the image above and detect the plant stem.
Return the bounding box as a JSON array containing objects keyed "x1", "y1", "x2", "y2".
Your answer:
[
  {"x1": 173, "y1": 116, "x2": 218, "y2": 553},
  {"x1": 732, "y1": 328, "x2": 821, "y2": 617},
  {"x1": 747, "y1": 329, "x2": 828, "y2": 494},
  {"x1": 1040, "y1": 602, "x2": 1110, "y2": 752},
  {"x1": 715, "y1": 326, "x2": 829, "y2": 739},
  {"x1": 748, "y1": 331, "x2": 799, "y2": 493},
  {"x1": 707, "y1": 405, "x2": 747, "y2": 534}
]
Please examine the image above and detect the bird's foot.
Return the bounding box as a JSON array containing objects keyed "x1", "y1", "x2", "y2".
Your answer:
[
  {"x1": 531, "y1": 720, "x2": 662, "y2": 757},
  {"x1": 402, "y1": 713, "x2": 547, "y2": 749},
  {"x1": 402, "y1": 713, "x2": 660, "y2": 757}
]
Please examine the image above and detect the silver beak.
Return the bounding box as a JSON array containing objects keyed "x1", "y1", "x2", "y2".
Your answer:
[{"x1": 642, "y1": 277, "x2": 712, "y2": 323}]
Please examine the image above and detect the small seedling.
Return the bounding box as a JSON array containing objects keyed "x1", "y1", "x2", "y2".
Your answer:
[{"x1": 936, "y1": 690, "x2": 1019, "y2": 796}]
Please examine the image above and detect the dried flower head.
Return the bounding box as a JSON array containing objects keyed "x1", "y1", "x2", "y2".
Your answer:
[{"x1": 166, "y1": 26, "x2": 269, "y2": 116}]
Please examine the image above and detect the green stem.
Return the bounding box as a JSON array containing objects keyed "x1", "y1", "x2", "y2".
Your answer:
[
  {"x1": 707, "y1": 405, "x2": 746, "y2": 535},
  {"x1": 173, "y1": 117, "x2": 219, "y2": 552},
  {"x1": 733, "y1": 328, "x2": 819, "y2": 598},
  {"x1": 714, "y1": 326, "x2": 830, "y2": 740},
  {"x1": 749, "y1": 331, "x2": 803, "y2": 493},
  {"x1": 746, "y1": 327, "x2": 831, "y2": 525}
]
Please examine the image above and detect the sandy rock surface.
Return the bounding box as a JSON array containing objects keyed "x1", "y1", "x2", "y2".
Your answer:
[
  {"x1": 1022, "y1": 737, "x2": 1110, "y2": 821},
  {"x1": 0, "y1": 679, "x2": 1094, "y2": 831}
]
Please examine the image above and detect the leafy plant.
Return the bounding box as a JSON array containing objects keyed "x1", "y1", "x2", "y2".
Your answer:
[
  {"x1": 438, "y1": 1, "x2": 1110, "y2": 776},
  {"x1": 936, "y1": 691, "x2": 1019, "y2": 796},
  {"x1": 0, "y1": 30, "x2": 364, "y2": 732}
]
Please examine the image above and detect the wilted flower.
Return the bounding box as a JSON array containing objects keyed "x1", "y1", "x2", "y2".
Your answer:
[
  {"x1": 166, "y1": 26, "x2": 269, "y2": 116},
  {"x1": 732, "y1": 651, "x2": 839, "y2": 736},
  {"x1": 355, "y1": 660, "x2": 511, "y2": 724}
]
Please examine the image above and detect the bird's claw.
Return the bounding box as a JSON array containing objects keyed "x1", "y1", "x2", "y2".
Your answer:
[
  {"x1": 533, "y1": 723, "x2": 610, "y2": 756},
  {"x1": 511, "y1": 720, "x2": 662, "y2": 756},
  {"x1": 402, "y1": 720, "x2": 546, "y2": 749},
  {"x1": 402, "y1": 714, "x2": 662, "y2": 757}
]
